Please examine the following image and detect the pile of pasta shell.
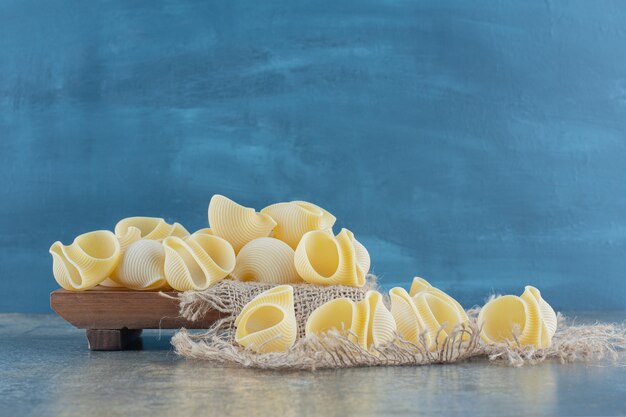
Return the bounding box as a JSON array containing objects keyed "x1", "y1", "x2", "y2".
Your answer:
[
  {"x1": 50, "y1": 194, "x2": 370, "y2": 291},
  {"x1": 235, "y1": 278, "x2": 557, "y2": 354},
  {"x1": 50, "y1": 194, "x2": 558, "y2": 354}
]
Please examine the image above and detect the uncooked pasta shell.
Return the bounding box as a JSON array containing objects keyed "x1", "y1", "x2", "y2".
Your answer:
[
  {"x1": 115, "y1": 217, "x2": 189, "y2": 241},
  {"x1": 208, "y1": 195, "x2": 277, "y2": 253},
  {"x1": 305, "y1": 297, "x2": 357, "y2": 337},
  {"x1": 306, "y1": 291, "x2": 394, "y2": 350},
  {"x1": 231, "y1": 237, "x2": 303, "y2": 284},
  {"x1": 305, "y1": 296, "x2": 370, "y2": 348},
  {"x1": 234, "y1": 285, "x2": 297, "y2": 353},
  {"x1": 163, "y1": 233, "x2": 236, "y2": 291},
  {"x1": 102, "y1": 226, "x2": 144, "y2": 287},
  {"x1": 413, "y1": 292, "x2": 464, "y2": 351},
  {"x1": 525, "y1": 286, "x2": 557, "y2": 339},
  {"x1": 477, "y1": 286, "x2": 556, "y2": 348},
  {"x1": 49, "y1": 230, "x2": 121, "y2": 291},
  {"x1": 260, "y1": 201, "x2": 336, "y2": 249},
  {"x1": 113, "y1": 240, "x2": 168, "y2": 290},
  {"x1": 294, "y1": 228, "x2": 366, "y2": 287},
  {"x1": 518, "y1": 286, "x2": 545, "y2": 347},
  {"x1": 389, "y1": 287, "x2": 424, "y2": 344},
  {"x1": 409, "y1": 277, "x2": 433, "y2": 296},
  {"x1": 409, "y1": 278, "x2": 469, "y2": 331},
  {"x1": 363, "y1": 291, "x2": 396, "y2": 349}
]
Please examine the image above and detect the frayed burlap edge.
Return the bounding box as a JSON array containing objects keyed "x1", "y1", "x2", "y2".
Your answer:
[{"x1": 168, "y1": 280, "x2": 626, "y2": 370}]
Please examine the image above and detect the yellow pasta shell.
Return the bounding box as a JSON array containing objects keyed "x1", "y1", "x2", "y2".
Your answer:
[
  {"x1": 413, "y1": 291, "x2": 466, "y2": 351},
  {"x1": 208, "y1": 195, "x2": 277, "y2": 253},
  {"x1": 306, "y1": 291, "x2": 394, "y2": 350},
  {"x1": 104, "y1": 218, "x2": 188, "y2": 287},
  {"x1": 192, "y1": 228, "x2": 214, "y2": 236},
  {"x1": 235, "y1": 285, "x2": 297, "y2": 353},
  {"x1": 364, "y1": 291, "x2": 396, "y2": 349},
  {"x1": 526, "y1": 286, "x2": 558, "y2": 340},
  {"x1": 260, "y1": 201, "x2": 336, "y2": 249},
  {"x1": 409, "y1": 277, "x2": 433, "y2": 296},
  {"x1": 101, "y1": 226, "x2": 143, "y2": 287},
  {"x1": 231, "y1": 237, "x2": 303, "y2": 284},
  {"x1": 49, "y1": 230, "x2": 121, "y2": 291},
  {"x1": 409, "y1": 277, "x2": 468, "y2": 326},
  {"x1": 115, "y1": 216, "x2": 189, "y2": 241},
  {"x1": 294, "y1": 228, "x2": 367, "y2": 287},
  {"x1": 305, "y1": 297, "x2": 359, "y2": 337},
  {"x1": 163, "y1": 233, "x2": 236, "y2": 291},
  {"x1": 477, "y1": 285, "x2": 557, "y2": 348},
  {"x1": 389, "y1": 287, "x2": 425, "y2": 345},
  {"x1": 113, "y1": 240, "x2": 168, "y2": 290},
  {"x1": 305, "y1": 297, "x2": 370, "y2": 347}
]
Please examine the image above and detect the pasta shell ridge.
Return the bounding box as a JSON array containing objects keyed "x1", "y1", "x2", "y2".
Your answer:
[
  {"x1": 113, "y1": 239, "x2": 168, "y2": 290},
  {"x1": 208, "y1": 195, "x2": 277, "y2": 253},
  {"x1": 389, "y1": 287, "x2": 423, "y2": 344},
  {"x1": 364, "y1": 291, "x2": 396, "y2": 349},
  {"x1": 525, "y1": 286, "x2": 557, "y2": 340},
  {"x1": 519, "y1": 286, "x2": 544, "y2": 347},
  {"x1": 231, "y1": 237, "x2": 303, "y2": 284}
]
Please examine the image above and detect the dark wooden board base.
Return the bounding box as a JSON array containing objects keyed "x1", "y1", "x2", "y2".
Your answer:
[
  {"x1": 51, "y1": 286, "x2": 221, "y2": 351},
  {"x1": 86, "y1": 329, "x2": 143, "y2": 351}
]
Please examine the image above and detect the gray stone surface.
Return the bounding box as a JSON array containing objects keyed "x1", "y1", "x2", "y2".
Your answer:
[{"x1": 0, "y1": 313, "x2": 624, "y2": 417}]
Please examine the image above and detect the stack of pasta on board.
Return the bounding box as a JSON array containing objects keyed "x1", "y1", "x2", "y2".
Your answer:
[{"x1": 50, "y1": 194, "x2": 558, "y2": 356}]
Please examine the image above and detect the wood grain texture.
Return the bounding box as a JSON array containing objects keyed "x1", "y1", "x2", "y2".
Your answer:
[{"x1": 50, "y1": 286, "x2": 221, "y2": 330}]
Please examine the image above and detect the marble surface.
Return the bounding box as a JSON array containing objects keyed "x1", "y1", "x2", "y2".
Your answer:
[{"x1": 0, "y1": 314, "x2": 624, "y2": 417}]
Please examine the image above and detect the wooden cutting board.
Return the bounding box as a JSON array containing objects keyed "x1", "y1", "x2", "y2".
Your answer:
[{"x1": 50, "y1": 286, "x2": 221, "y2": 351}]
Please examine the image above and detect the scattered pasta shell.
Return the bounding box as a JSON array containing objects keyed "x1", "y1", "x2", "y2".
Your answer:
[
  {"x1": 163, "y1": 233, "x2": 236, "y2": 291},
  {"x1": 208, "y1": 195, "x2": 277, "y2": 253},
  {"x1": 49, "y1": 230, "x2": 121, "y2": 291},
  {"x1": 305, "y1": 297, "x2": 363, "y2": 343},
  {"x1": 363, "y1": 291, "x2": 397, "y2": 349},
  {"x1": 478, "y1": 285, "x2": 557, "y2": 348},
  {"x1": 115, "y1": 217, "x2": 189, "y2": 241},
  {"x1": 409, "y1": 277, "x2": 468, "y2": 322},
  {"x1": 306, "y1": 291, "x2": 395, "y2": 350},
  {"x1": 113, "y1": 240, "x2": 168, "y2": 290},
  {"x1": 412, "y1": 291, "x2": 466, "y2": 350},
  {"x1": 389, "y1": 287, "x2": 425, "y2": 345},
  {"x1": 231, "y1": 237, "x2": 303, "y2": 284},
  {"x1": 260, "y1": 201, "x2": 336, "y2": 249},
  {"x1": 294, "y1": 228, "x2": 368, "y2": 287},
  {"x1": 235, "y1": 285, "x2": 297, "y2": 353}
]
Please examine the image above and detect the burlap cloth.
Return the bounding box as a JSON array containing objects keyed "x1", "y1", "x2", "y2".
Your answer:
[{"x1": 169, "y1": 277, "x2": 626, "y2": 370}]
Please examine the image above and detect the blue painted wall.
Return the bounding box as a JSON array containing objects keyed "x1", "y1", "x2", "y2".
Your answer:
[{"x1": 1, "y1": 0, "x2": 626, "y2": 313}]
